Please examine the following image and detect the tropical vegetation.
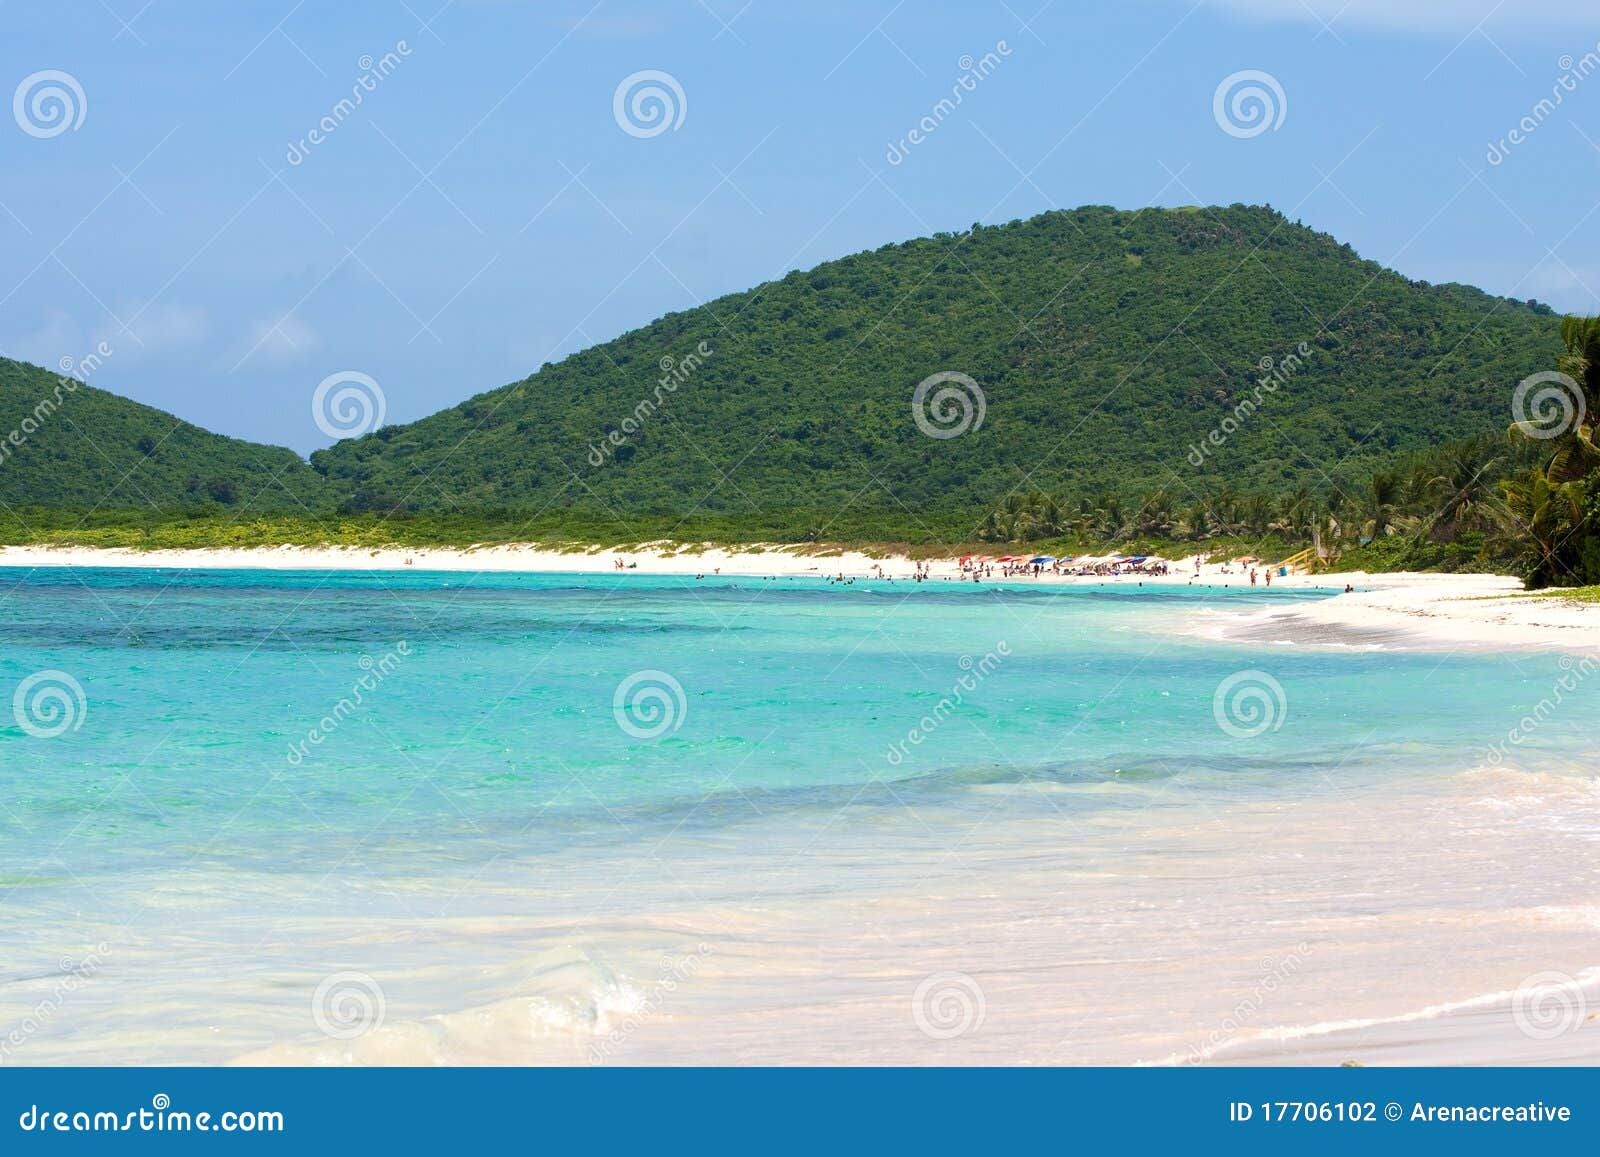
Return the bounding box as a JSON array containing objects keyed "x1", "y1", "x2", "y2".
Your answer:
[{"x1": 1, "y1": 205, "x2": 1594, "y2": 586}]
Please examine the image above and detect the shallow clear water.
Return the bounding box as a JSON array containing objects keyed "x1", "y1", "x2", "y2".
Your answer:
[{"x1": 1, "y1": 568, "x2": 1595, "y2": 1064}]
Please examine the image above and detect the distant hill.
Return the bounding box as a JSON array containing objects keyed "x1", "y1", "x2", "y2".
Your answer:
[
  {"x1": 0, "y1": 357, "x2": 329, "y2": 513},
  {"x1": 308, "y1": 204, "x2": 1560, "y2": 526},
  {"x1": 0, "y1": 206, "x2": 1563, "y2": 537}
]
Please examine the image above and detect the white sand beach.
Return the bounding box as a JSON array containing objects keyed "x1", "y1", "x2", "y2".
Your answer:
[{"x1": 2, "y1": 543, "x2": 1594, "y2": 652}]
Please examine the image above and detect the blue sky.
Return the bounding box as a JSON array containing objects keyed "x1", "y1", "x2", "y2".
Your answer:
[{"x1": 2, "y1": 0, "x2": 1597, "y2": 453}]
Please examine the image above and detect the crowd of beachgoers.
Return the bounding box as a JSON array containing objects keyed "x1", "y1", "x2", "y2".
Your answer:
[
  {"x1": 960, "y1": 554, "x2": 1172, "y2": 580},
  {"x1": 652, "y1": 552, "x2": 1295, "y2": 587}
]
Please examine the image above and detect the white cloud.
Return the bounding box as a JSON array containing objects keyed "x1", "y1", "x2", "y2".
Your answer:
[
  {"x1": 236, "y1": 314, "x2": 324, "y2": 367},
  {"x1": 0, "y1": 311, "x2": 84, "y2": 371},
  {"x1": 96, "y1": 302, "x2": 209, "y2": 357},
  {"x1": 1197, "y1": 0, "x2": 1596, "y2": 36},
  {"x1": 1524, "y1": 260, "x2": 1600, "y2": 309}
]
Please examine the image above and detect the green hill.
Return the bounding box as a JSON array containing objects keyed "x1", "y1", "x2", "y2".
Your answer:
[
  {"x1": 309, "y1": 204, "x2": 1559, "y2": 534},
  {"x1": 0, "y1": 357, "x2": 329, "y2": 514},
  {"x1": 0, "y1": 205, "x2": 1565, "y2": 545}
]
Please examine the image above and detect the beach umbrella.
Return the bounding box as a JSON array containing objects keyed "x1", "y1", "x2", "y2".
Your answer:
[{"x1": 1028, "y1": 556, "x2": 1055, "y2": 565}]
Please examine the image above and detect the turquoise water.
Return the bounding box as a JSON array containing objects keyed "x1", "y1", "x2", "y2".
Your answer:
[{"x1": 0, "y1": 568, "x2": 1595, "y2": 1063}]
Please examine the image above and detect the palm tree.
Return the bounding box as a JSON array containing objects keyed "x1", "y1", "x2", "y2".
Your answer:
[
  {"x1": 1542, "y1": 315, "x2": 1600, "y2": 483},
  {"x1": 1359, "y1": 471, "x2": 1402, "y2": 541},
  {"x1": 1271, "y1": 487, "x2": 1315, "y2": 538},
  {"x1": 1091, "y1": 494, "x2": 1126, "y2": 539},
  {"x1": 1132, "y1": 491, "x2": 1176, "y2": 537},
  {"x1": 1422, "y1": 435, "x2": 1503, "y2": 541},
  {"x1": 977, "y1": 491, "x2": 1070, "y2": 542},
  {"x1": 1496, "y1": 468, "x2": 1587, "y2": 588},
  {"x1": 1557, "y1": 313, "x2": 1600, "y2": 405},
  {"x1": 1239, "y1": 492, "x2": 1272, "y2": 536}
]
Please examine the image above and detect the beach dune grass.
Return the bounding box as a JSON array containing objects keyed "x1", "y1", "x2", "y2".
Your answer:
[{"x1": 0, "y1": 506, "x2": 1309, "y2": 567}]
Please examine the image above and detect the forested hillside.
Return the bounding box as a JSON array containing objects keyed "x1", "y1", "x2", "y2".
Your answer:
[
  {"x1": 310, "y1": 204, "x2": 1559, "y2": 526},
  {"x1": 0, "y1": 358, "x2": 329, "y2": 513}
]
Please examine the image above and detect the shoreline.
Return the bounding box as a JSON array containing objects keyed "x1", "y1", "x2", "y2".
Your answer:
[
  {"x1": 6, "y1": 543, "x2": 1595, "y2": 1068},
  {"x1": 0, "y1": 543, "x2": 1595, "y2": 652}
]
